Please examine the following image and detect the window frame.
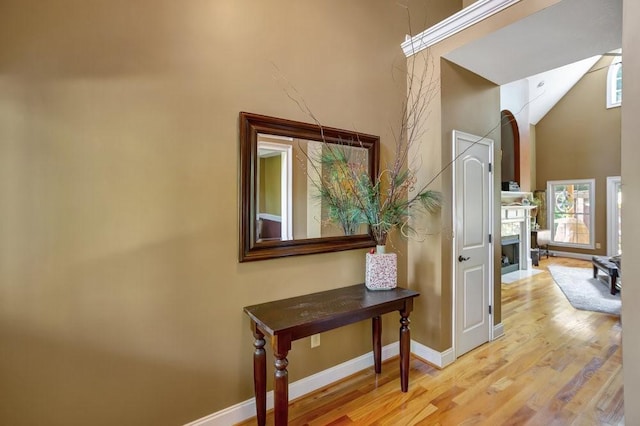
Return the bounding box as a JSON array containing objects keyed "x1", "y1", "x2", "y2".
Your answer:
[
  {"x1": 547, "y1": 179, "x2": 596, "y2": 250},
  {"x1": 606, "y1": 57, "x2": 622, "y2": 109}
]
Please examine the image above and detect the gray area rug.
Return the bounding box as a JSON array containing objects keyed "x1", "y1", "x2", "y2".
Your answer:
[{"x1": 547, "y1": 265, "x2": 621, "y2": 316}]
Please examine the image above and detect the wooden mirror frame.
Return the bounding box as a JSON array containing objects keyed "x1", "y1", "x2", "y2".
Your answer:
[{"x1": 239, "y1": 112, "x2": 379, "y2": 262}]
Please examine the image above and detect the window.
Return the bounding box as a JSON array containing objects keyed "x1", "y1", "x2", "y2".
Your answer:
[
  {"x1": 606, "y1": 56, "x2": 622, "y2": 108},
  {"x1": 547, "y1": 179, "x2": 595, "y2": 249}
]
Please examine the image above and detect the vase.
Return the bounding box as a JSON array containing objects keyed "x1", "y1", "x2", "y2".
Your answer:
[{"x1": 365, "y1": 245, "x2": 397, "y2": 290}]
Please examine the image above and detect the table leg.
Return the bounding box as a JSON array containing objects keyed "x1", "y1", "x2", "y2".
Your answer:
[
  {"x1": 399, "y1": 312, "x2": 410, "y2": 392},
  {"x1": 372, "y1": 316, "x2": 382, "y2": 374},
  {"x1": 274, "y1": 351, "x2": 289, "y2": 426},
  {"x1": 252, "y1": 326, "x2": 266, "y2": 426},
  {"x1": 611, "y1": 274, "x2": 617, "y2": 295}
]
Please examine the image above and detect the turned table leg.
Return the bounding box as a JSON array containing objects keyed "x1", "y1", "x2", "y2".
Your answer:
[
  {"x1": 399, "y1": 311, "x2": 411, "y2": 392},
  {"x1": 372, "y1": 316, "x2": 382, "y2": 374},
  {"x1": 252, "y1": 325, "x2": 266, "y2": 426},
  {"x1": 273, "y1": 351, "x2": 289, "y2": 426}
]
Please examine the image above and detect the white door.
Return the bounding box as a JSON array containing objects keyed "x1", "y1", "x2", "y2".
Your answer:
[{"x1": 453, "y1": 130, "x2": 493, "y2": 357}]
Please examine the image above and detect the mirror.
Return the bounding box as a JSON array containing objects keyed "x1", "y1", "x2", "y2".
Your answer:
[{"x1": 239, "y1": 112, "x2": 379, "y2": 262}]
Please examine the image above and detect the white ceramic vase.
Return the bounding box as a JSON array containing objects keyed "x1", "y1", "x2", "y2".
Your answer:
[{"x1": 365, "y1": 245, "x2": 397, "y2": 290}]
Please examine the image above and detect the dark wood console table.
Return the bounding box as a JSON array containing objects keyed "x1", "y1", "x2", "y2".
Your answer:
[{"x1": 243, "y1": 284, "x2": 420, "y2": 426}]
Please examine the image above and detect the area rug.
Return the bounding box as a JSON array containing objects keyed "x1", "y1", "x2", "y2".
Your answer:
[{"x1": 547, "y1": 265, "x2": 621, "y2": 316}]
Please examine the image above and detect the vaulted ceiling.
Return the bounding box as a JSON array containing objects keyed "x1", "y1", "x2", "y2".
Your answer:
[{"x1": 443, "y1": 0, "x2": 622, "y2": 123}]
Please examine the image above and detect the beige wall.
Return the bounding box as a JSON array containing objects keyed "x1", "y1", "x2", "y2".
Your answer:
[
  {"x1": 292, "y1": 139, "x2": 309, "y2": 239},
  {"x1": 406, "y1": 0, "x2": 561, "y2": 355},
  {"x1": 422, "y1": 0, "x2": 464, "y2": 28},
  {"x1": 262, "y1": 156, "x2": 282, "y2": 215},
  {"x1": 622, "y1": 0, "x2": 640, "y2": 423},
  {"x1": 0, "y1": 1, "x2": 431, "y2": 424},
  {"x1": 3, "y1": 0, "x2": 636, "y2": 424},
  {"x1": 530, "y1": 124, "x2": 537, "y2": 189},
  {"x1": 441, "y1": 59, "x2": 502, "y2": 343},
  {"x1": 535, "y1": 56, "x2": 621, "y2": 256}
]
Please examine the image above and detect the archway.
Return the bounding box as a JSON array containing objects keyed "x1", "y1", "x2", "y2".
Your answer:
[{"x1": 500, "y1": 109, "x2": 520, "y2": 186}]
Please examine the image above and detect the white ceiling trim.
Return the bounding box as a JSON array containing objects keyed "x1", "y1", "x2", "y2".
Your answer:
[{"x1": 401, "y1": 0, "x2": 521, "y2": 57}]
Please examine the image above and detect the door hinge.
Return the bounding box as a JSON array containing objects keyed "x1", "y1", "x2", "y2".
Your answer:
[
  {"x1": 489, "y1": 305, "x2": 492, "y2": 315},
  {"x1": 489, "y1": 234, "x2": 492, "y2": 243},
  {"x1": 488, "y1": 163, "x2": 492, "y2": 172}
]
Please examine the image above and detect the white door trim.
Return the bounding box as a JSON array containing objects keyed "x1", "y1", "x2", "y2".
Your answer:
[
  {"x1": 257, "y1": 139, "x2": 293, "y2": 240},
  {"x1": 607, "y1": 176, "x2": 622, "y2": 256},
  {"x1": 451, "y1": 130, "x2": 495, "y2": 360}
]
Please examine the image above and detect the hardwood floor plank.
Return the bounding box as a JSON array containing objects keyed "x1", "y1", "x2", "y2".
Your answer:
[{"x1": 236, "y1": 258, "x2": 623, "y2": 425}]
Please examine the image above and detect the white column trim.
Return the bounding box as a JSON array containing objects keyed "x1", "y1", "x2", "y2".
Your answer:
[
  {"x1": 607, "y1": 176, "x2": 622, "y2": 256},
  {"x1": 401, "y1": 0, "x2": 522, "y2": 57}
]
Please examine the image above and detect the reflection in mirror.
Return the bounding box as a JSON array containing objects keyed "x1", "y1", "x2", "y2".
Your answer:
[
  {"x1": 306, "y1": 141, "x2": 370, "y2": 237},
  {"x1": 257, "y1": 136, "x2": 370, "y2": 242},
  {"x1": 240, "y1": 112, "x2": 379, "y2": 262},
  {"x1": 257, "y1": 136, "x2": 293, "y2": 241}
]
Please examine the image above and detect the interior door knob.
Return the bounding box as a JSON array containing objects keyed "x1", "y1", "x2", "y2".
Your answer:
[{"x1": 458, "y1": 255, "x2": 470, "y2": 262}]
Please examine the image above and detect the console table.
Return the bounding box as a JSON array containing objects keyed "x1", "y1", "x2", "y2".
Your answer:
[{"x1": 243, "y1": 284, "x2": 420, "y2": 426}]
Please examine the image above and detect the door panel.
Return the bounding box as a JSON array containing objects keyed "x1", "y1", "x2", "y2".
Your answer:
[
  {"x1": 454, "y1": 130, "x2": 492, "y2": 358},
  {"x1": 463, "y1": 157, "x2": 485, "y2": 247},
  {"x1": 463, "y1": 265, "x2": 486, "y2": 330}
]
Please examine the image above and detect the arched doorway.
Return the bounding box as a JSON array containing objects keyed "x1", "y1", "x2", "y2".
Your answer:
[{"x1": 500, "y1": 109, "x2": 520, "y2": 185}]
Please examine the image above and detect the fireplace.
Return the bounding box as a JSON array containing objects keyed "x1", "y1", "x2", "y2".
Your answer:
[
  {"x1": 501, "y1": 235, "x2": 520, "y2": 275},
  {"x1": 500, "y1": 198, "x2": 534, "y2": 273}
]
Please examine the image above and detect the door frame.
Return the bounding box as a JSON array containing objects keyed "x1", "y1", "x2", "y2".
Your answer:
[
  {"x1": 607, "y1": 176, "x2": 622, "y2": 256},
  {"x1": 257, "y1": 139, "x2": 294, "y2": 241},
  {"x1": 451, "y1": 130, "x2": 495, "y2": 359}
]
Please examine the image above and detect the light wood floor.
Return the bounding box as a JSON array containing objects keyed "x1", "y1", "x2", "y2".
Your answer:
[{"x1": 238, "y1": 257, "x2": 623, "y2": 425}]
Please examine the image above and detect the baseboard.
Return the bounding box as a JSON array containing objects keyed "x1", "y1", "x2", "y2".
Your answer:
[
  {"x1": 410, "y1": 340, "x2": 454, "y2": 369},
  {"x1": 185, "y1": 340, "x2": 450, "y2": 425},
  {"x1": 549, "y1": 250, "x2": 593, "y2": 260},
  {"x1": 493, "y1": 322, "x2": 505, "y2": 339}
]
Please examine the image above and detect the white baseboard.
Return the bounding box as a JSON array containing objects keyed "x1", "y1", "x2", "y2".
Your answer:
[
  {"x1": 549, "y1": 250, "x2": 593, "y2": 260},
  {"x1": 493, "y1": 322, "x2": 505, "y2": 339},
  {"x1": 410, "y1": 340, "x2": 454, "y2": 368},
  {"x1": 185, "y1": 340, "x2": 450, "y2": 425}
]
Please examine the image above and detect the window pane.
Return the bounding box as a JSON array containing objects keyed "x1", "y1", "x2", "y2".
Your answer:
[
  {"x1": 616, "y1": 67, "x2": 622, "y2": 103},
  {"x1": 548, "y1": 180, "x2": 594, "y2": 248},
  {"x1": 607, "y1": 62, "x2": 622, "y2": 107}
]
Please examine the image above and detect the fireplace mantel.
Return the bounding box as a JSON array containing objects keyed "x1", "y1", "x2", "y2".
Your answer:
[{"x1": 501, "y1": 192, "x2": 535, "y2": 273}]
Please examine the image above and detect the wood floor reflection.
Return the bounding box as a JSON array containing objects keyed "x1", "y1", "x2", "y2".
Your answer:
[{"x1": 237, "y1": 257, "x2": 623, "y2": 426}]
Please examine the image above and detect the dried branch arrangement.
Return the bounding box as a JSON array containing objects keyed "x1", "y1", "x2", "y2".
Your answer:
[{"x1": 278, "y1": 46, "x2": 443, "y2": 247}]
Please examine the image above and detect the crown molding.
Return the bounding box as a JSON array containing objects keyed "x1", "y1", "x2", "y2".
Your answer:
[{"x1": 402, "y1": 0, "x2": 522, "y2": 57}]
